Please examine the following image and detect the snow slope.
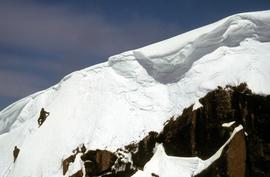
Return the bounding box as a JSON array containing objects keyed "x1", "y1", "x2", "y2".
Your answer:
[{"x1": 1, "y1": 10, "x2": 270, "y2": 177}]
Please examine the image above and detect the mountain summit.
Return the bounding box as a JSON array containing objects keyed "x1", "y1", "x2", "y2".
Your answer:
[{"x1": 1, "y1": 10, "x2": 270, "y2": 177}]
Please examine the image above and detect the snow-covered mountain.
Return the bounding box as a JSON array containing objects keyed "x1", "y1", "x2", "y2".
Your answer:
[{"x1": 1, "y1": 10, "x2": 270, "y2": 177}]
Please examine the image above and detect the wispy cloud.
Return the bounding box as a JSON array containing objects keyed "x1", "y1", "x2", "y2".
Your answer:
[
  {"x1": 0, "y1": 0, "x2": 182, "y2": 57},
  {"x1": 0, "y1": 0, "x2": 183, "y2": 109},
  {"x1": 0, "y1": 69, "x2": 50, "y2": 98}
]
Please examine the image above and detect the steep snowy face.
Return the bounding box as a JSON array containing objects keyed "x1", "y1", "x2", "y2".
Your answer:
[
  {"x1": 131, "y1": 11, "x2": 270, "y2": 84},
  {"x1": 1, "y1": 10, "x2": 270, "y2": 177}
]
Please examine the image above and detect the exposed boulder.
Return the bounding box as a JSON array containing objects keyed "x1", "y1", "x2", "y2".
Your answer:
[
  {"x1": 63, "y1": 154, "x2": 76, "y2": 175},
  {"x1": 226, "y1": 130, "x2": 246, "y2": 177},
  {"x1": 96, "y1": 150, "x2": 117, "y2": 172},
  {"x1": 126, "y1": 131, "x2": 159, "y2": 169},
  {"x1": 195, "y1": 130, "x2": 246, "y2": 177},
  {"x1": 13, "y1": 146, "x2": 20, "y2": 163},
  {"x1": 62, "y1": 144, "x2": 86, "y2": 175},
  {"x1": 81, "y1": 149, "x2": 117, "y2": 176}
]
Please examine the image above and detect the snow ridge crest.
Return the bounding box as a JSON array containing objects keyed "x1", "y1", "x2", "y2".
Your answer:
[{"x1": 109, "y1": 10, "x2": 270, "y2": 84}]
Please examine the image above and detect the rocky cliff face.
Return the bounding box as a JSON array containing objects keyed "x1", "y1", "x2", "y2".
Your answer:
[
  {"x1": 195, "y1": 83, "x2": 270, "y2": 177},
  {"x1": 64, "y1": 83, "x2": 269, "y2": 177},
  {"x1": 161, "y1": 83, "x2": 270, "y2": 177}
]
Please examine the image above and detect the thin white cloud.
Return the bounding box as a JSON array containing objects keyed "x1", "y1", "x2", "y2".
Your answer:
[
  {"x1": 0, "y1": 53, "x2": 65, "y2": 74},
  {"x1": 0, "y1": 0, "x2": 183, "y2": 57},
  {"x1": 0, "y1": 0, "x2": 183, "y2": 107},
  {"x1": 0, "y1": 69, "x2": 50, "y2": 98}
]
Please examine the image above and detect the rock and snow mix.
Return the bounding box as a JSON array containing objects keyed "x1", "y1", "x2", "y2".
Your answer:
[
  {"x1": 1, "y1": 10, "x2": 270, "y2": 177},
  {"x1": 132, "y1": 126, "x2": 243, "y2": 177}
]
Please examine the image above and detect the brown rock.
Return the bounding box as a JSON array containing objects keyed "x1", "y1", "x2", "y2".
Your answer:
[
  {"x1": 226, "y1": 130, "x2": 246, "y2": 177},
  {"x1": 63, "y1": 155, "x2": 76, "y2": 175},
  {"x1": 96, "y1": 150, "x2": 117, "y2": 173},
  {"x1": 84, "y1": 160, "x2": 97, "y2": 176},
  {"x1": 13, "y1": 146, "x2": 20, "y2": 163},
  {"x1": 195, "y1": 130, "x2": 246, "y2": 177},
  {"x1": 131, "y1": 131, "x2": 158, "y2": 168},
  {"x1": 194, "y1": 84, "x2": 270, "y2": 177},
  {"x1": 81, "y1": 149, "x2": 117, "y2": 176},
  {"x1": 151, "y1": 173, "x2": 159, "y2": 177}
]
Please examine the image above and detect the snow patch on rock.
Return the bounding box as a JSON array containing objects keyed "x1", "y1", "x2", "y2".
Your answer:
[{"x1": 132, "y1": 125, "x2": 243, "y2": 177}]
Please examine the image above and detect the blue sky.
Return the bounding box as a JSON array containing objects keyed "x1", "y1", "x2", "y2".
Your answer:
[{"x1": 1, "y1": 0, "x2": 270, "y2": 110}]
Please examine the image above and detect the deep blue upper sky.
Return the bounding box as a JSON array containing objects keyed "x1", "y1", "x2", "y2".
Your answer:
[{"x1": 1, "y1": 0, "x2": 270, "y2": 110}]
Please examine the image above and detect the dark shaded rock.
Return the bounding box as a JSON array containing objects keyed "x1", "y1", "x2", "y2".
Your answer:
[
  {"x1": 38, "y1": 108, "x2": 50, "y2": 127},
  {"x1": 96, "y1": 150, "x2": 117, "y2": 173},
  {"x1": 63, "y1": 154, "x2": 76, "y2": 175},
  {"x1": 13, "y1": 146, "x2": 20, "y2": 163},
  {"x1": 63, "y1": 144, "x2": 86, "y2": 175},
  {"x1": 81, "y1": 149, "x2": 117, "y2": 176},
  {"x1": 129, "y1": 131, "x2": 158, "y2": 169},
  {"x1": 226, "y1": 130, "x2": 246, "y2": 177},
  {"x1": 101, "y1": 168, "x2": 136, "y2": 177},
  {"x1": 81, "y1": 150, "x2": 96, "y2": 162},
  {"x1": 161, "y1": 87, "x2": 233, "y2": 158},
  {"x1": 66, "y1": 144, "x2": 134, "y2": 177},
  {"x1": 151, "y1": 172, "x2": 159, "y2": 177},
  {"x1": 195, "y1": 130, "x2": 246, "y2": 177},
  {"x1": 84, "y1": 160, "x2": 97, "y2": 176}
]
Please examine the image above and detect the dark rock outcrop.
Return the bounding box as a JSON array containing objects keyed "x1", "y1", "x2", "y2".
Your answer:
[
  {"x1": 62, "y1": 144, "x2": 86, "y2": 175},
  {"x1": 101, "y1": 169, "x2": 136, "y2": 177},
  {"x1": 226, "y1": 130, "x2": 246, "y2": 177},
  {"x1": 196, "y1": 130, "x2": 246, "y2": 177},
  {"x1": 63, "y1": 154, "x2": 76, "y2": 175},
  {"x1": 126, "y1": 131, "x2": 158, "y2": 169},
  {"x1": 13, "y1": 146, "x2": 20, "y2": 163},
  {"x1": 160, "y1": 86, "x2": 234, "y2": 158},
  {"x1": 81, "y1": 149, "x2": 117, "y2": 176}
]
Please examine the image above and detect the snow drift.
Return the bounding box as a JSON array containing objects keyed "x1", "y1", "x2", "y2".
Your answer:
[{"x1": 1, "y1": 10, "x2": 270, "y2": 177}]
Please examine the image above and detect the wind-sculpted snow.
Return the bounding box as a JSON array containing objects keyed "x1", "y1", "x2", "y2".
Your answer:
[
  {"x1": 0, "y1": 10, "x2": 270, "y2": 177},
  {"x1": 111, "y1": 11, "x2": 270, "y2": 84}
]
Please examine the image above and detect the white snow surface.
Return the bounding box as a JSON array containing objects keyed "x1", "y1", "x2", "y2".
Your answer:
[
  {"x1": 1, "y1": 10, "x2": 270, "y2": 177},
  {"x1": 192, "y1": 100, "x2": 203, "y2": 111},
  {"x1": 222, "y1": 121, "x2": 236, "y2": 127}
]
